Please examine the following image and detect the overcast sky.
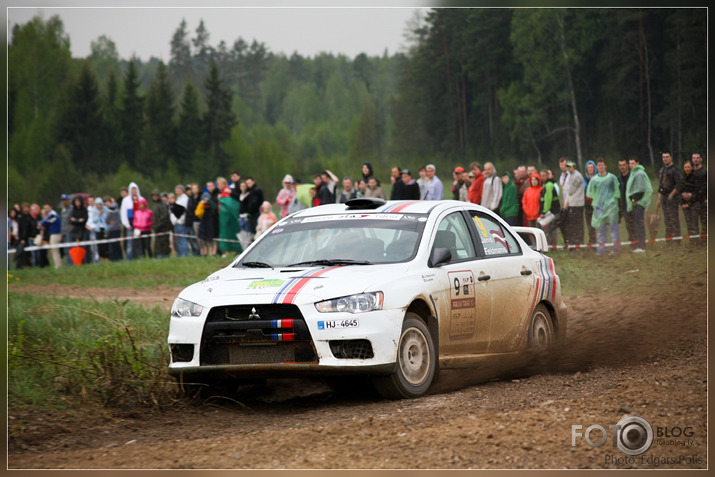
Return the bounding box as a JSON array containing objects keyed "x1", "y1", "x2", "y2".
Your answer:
[{"x1": 7, "y1": 4, "x2": 428, "y2": 61}]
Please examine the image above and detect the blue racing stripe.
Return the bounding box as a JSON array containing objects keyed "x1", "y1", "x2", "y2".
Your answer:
[
  {"x1": 272, "y1": 267, "x2": 321, "y2": 303},
  {"x1": 538, "y1": 257, "x2": 547, "y2": 300}
]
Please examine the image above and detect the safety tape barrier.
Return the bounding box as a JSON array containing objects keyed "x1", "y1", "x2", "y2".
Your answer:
[
  {"x1": 549, "y1": 233, "x2": 707, "y2": 250},
  {"x1": 7, "y1": 231, "x2": 244, "y2": 254},
  {"x1": 8, "y1": 231, "x2": 707, "y2": 255}
]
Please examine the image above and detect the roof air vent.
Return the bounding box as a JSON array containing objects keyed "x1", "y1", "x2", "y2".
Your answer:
[{"x1": 344, "y1": 198, "x2": 386, "y2": 210}]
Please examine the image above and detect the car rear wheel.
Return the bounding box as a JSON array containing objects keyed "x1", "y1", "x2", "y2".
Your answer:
[
  {"x1": 528, "y1": 304, "x2": 555, "y2": 353},
  {"x1": 372, "y1": 313, "x2": 436, "y2": 399}
]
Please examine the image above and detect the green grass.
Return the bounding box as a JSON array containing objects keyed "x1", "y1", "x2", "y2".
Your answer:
[
  {"x1": 9, "y1": 254, "x2": 235, "y2": 289},
  {"x1": 8, "y1": 294, "x2": 172, "y2": 410},
  {"x1": 552, "y1": 242, "x2": 706, "y2": 297}
]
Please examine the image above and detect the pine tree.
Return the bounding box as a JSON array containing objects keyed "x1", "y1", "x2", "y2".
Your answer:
[
  {"x1": 203, "y1": 61, "x2": 237, "y2": 172},
  {"x1": 55, "y1": 61, "x2": 105, "y2": 173},
  {"x1": 143, "y1": 61, "x2": 176, "y2": 174},
  {"x1": 170, "y1": 18, "x2": 193, "y2": 86},
  {"x1": 100, "y1": 67, "x2": 122, "y2": 165},
  {"x1": 119, "y1": 58, "x2": 144, "y2": 168},
  {"x1": 192, "y1": 19, "x2": 213, "y2": 85},
  {"x1": 176, "y1": 81, "x2": 203, "y2": 175}
]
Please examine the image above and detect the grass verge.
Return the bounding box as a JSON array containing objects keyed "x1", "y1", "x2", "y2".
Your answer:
[
  {"x1": 9, "y1": 254, "x2": 235, "y2": 289},
  {"x1": 552, "y1": 242, "x2": 706, "y2": 297},
  {"x1": 8, "y1": 294, "x2": 173, "y2": 411}
]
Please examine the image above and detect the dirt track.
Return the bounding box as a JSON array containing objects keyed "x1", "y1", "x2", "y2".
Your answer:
[{"x1": 7, "y1": 283, "x2": 708, "y2": 469}]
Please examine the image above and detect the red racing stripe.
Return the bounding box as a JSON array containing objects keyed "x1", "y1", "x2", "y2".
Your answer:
[
  {"x1": 548, "y1": 257, "x2": 557, "y2": 301},
  {"x1": 281, "y1": 266, "x2": 342, "y2": 304},
  {"x1": 389, "y1": 201, "x2": 421, "y2": 213}
]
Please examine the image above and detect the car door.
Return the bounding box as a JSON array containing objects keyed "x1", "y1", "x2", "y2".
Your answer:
[
  {"x1": 429, "y1": 211, "x2": 492, "y2": 356},
  {"x1": 469, "y1": 211, "x2": 536, "y2": 353}
]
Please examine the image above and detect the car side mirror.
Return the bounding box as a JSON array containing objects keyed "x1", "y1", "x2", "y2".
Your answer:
[{"x1": 429, "y1": 247, "x2": 452, "y2": 267}]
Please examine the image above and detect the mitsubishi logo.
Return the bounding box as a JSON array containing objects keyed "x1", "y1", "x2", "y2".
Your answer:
[{"x1": 248, "y1": 307, "x2": 261, "y2": 320}]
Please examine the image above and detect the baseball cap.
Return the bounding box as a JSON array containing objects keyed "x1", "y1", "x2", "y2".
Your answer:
[
  {"x1": 566, "y1": 161, "x2": 576, "y2": 167},
  {"x1": 454, "y1": 166, "x2": 464, "y2": 174},
  {"x1": 400, "y1": 169, "x2": 411, "y2": 175},
  {"x1": 60, "y1": 194, "x2": 70, "y2": 200},
  {"x1": 426, "y1": 164, "x2": 436, "y2": 171}
]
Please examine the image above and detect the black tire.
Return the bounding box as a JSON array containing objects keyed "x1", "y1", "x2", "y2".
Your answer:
[
  {"x1": 528, "y1": 304, "x2": 555, "y2": 354},
  {"x1": 372, "y1": 313, "x2": 436, "y2": 399}
]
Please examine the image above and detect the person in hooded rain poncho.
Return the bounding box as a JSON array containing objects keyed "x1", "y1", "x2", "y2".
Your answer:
[
  {"x1": 133, "y1": 197, "x2": 154, "y2": 258},
  {"x1": 86, "y1": 197, "x2": 108, "y2": 262},
  {"x1": 583, "y1": 160, "x2": 598, "y2": 245},
  {"x1": 586, "y1": 158, "x2": 621, "y2": 255},
  {"x1": 499, "y1": 171, "x2": 520, "y2": 227},
  {"x1": 521, "y1": 173, "x2": 543, "y2": 227},
  {"x1": 626, "y1": 157, "x2": 653, "y2": 252},
  {"x1": 218, "y1": 178, "x2": 243, "y2": 255},
  {"x1": 120, "y1": 182, "x2": 142, "y2": 260}
]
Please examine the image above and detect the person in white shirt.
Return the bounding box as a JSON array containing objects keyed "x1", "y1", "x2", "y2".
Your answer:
[
  {"x1": 424, "y1": 164, "x2": 444, "y2": 200},
  {"x1": 120, "y1": 182, "x2": 142, "y2": 260},
  {"x1": 558, "y1": 157, "x2": 570, "y2": 246},
  {"x1": 480, "y1": 162, "x2": 503, "y2": 213},
  {"x1": 171, "y1": 184, "x2": 190, "y2": 257}
]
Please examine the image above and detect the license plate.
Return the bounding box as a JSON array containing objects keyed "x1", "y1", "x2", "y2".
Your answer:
[{"x1": 317, "y1": 318, "x2": 359, "y2": 330}]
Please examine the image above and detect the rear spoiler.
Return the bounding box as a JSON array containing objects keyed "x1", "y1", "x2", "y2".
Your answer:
[{"x1": 512, "y1": 226, "x2": 550, "y2": 253}]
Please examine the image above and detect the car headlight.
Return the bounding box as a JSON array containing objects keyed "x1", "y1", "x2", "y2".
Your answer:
[
  {"x1": 171, "y1": 298, "x2": 204, "y2": 318},
  {"x1": 315, "y1": 292, "x2": 384, "y2": 314}
]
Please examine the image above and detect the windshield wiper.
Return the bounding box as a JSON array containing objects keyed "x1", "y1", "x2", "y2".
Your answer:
[
  {"x1": 286, "y1": 259, "x2": 372, "y2": 267},
  {"x1": 239, "y1": 261, "x2": 273, "y2": 268}
]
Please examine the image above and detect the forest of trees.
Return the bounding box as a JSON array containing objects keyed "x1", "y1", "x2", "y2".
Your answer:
[{"x1": 8, "y1": 8, "x2": 706, "y2": 206}]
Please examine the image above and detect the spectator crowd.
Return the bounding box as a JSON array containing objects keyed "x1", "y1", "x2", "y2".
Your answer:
[{"x1": 8, "y1": 153, "x2": 707, "y2": 269}]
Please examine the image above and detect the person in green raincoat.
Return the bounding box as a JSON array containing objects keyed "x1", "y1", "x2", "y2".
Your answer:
[
  {"x1": 586, "y1": 158, "x2": 621, "y2": 255},
  {"x1": 626, "y1": 157, "x2": 653, "y2": 252},
  {"x1": 217, "y1": 178, "x2": 243, "y2": 256},
  {"x1": 498, "y1": 171, "x2": 520, "y2": 227}
]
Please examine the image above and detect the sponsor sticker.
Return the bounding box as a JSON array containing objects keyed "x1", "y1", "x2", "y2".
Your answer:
[
  {"x1": 448, "y1": 270, "x2": 476, "y2": 340},
  {"x1": 249, "y1": 279, "x2": 286, "y2": 288}
]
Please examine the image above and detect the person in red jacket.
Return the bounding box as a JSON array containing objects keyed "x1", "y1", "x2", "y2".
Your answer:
[
  {"x1": 132, "y1": 197, "x2": 153, "y2": 258},
  {"x1": 468, "y1": 161, "x2": 485, "y2": 205},
  {"x1": 521, "y1": 173, "x2": 543, "y2": 227}
]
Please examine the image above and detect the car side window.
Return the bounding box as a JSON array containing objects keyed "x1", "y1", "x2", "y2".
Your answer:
[
  {"x1": 433, "y1": 212, "x2": 477, "y2": 261},
  {"x1": 470, "y1": 212, "x2": 522, "y2": 257}
]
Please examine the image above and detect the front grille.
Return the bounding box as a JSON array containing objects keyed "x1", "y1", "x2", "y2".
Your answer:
[
  {"x1": 200, "y1": 305, "x2": 317, "y2": 365},
  {"x1": 329, "y1": 339, "x2": 374, "y2": 359}
]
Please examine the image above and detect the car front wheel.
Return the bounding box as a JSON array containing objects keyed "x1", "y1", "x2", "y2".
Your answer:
[{"x1": 372, "y1": 313, "x2": 436, "y2": 399}]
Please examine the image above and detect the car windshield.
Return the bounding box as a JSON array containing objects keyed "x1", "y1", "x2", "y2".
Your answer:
[{"x1": 236, "y1": 213, "x2": 427, "y2": 268}]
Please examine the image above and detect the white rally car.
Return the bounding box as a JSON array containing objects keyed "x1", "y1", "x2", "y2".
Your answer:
[{"x1": 168, "y1": 198, "x2": 567, "y2": 398}]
